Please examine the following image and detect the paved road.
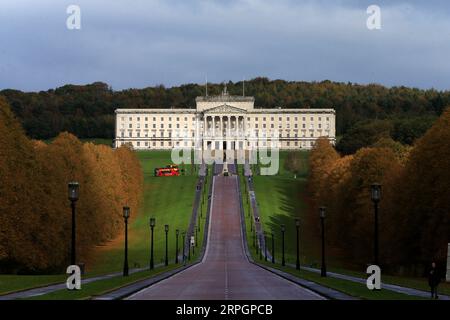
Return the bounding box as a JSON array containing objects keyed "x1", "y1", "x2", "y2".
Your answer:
[{"x1": 128, "y1": 175, "x2": 324, "y2": 300}]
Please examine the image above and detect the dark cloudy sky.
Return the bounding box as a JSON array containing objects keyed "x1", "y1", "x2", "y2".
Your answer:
[{"x1": 0, "y1": 0, "x2": 449, "y2": 91}]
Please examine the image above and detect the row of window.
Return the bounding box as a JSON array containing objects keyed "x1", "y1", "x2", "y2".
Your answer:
[
  {"x1": 120, "y1": 115, "x2": 332, "y2": 123},
  {"x1": 122, "y1": 140, "x2": 317, "y2": 148},
  {"x1": 121, "y1": 116, "x2": 196, "y2": 122},
  {"x1": 119, "y1": 129, "x2": 329, "y2": 138}
]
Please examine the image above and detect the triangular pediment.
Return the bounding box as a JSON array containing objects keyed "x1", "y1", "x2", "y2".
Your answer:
[{"x1": 203, "y1": 104, "x2": 246, "y2": 114}]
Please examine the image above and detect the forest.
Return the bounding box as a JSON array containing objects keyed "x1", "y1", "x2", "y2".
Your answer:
[
  {"x1": 306, "y1": 107, "x2": 450, "y2": 276},
  {"x1": 1, "y1": 78, "x2": 449, "y2": 153},
  {"x1": 0, "y1": 97, "x2": 143, "y2": 273}
]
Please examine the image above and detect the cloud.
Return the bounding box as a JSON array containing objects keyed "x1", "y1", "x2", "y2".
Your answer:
[{"x1": 0, "y1": 0, "x2": 449, "y2": 91}]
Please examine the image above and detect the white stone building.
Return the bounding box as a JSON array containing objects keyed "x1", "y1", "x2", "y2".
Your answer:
[{"x1": 114, "y1": 89, "x2": 335, "y2": 152}]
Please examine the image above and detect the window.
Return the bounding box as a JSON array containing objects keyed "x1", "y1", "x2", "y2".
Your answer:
[
  {"x1": 145, "y1": 124, "x2": 148, "y2": 128},
  {"x1": 176, "y1": 117, "x2": 180, "y2": 121},
  {"x1": 129, "y1": 117, "x2": 132, "y2": 121},
  {"x1": 161, "y1": 124, "x2": 164, "y2": 128},
  {"x1": 184, "y1": 117, "x2": 187, "y2": 121},
  {"x1": 145, "y1": 117, "x2": 148, "y2": 121},
  {"x1": 129, "y1": 124, "x2": 132, "y2": 129},
  {"x1": 121, "y1": 131, "x2": 124, "y2": 137},
  {"x1": 137, "y1": 117, "x2": 140, "y2": 121},
  {"x1": 137, "y1": 141, "x2": 140, "y2": 147},
  {"x1": 153, "y1": 124, "x2": 156, "y2": 129}
]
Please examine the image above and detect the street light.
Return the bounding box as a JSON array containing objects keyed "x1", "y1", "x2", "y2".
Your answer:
[
  {"x1": 371, "y1": 183, "x2": 381, "y2": 266},
  {"x1": 175, "y1": 229, "x2": 179, "y2": 264},
  {"x1": 164, "y1": 224, "x2": 169, "y2": 266},
  {"x1": 182, "y1": 231, "x2": 186, "y2": 264},
  {"x1": 195, "y1": 227, "x2": 198, "y2": 247},
  {"x1": 281, "y1": 224, "x2": 286, "y2": 266},
  {"x1": 319, "y1": 207, "x2": 327, "y2": 277},
  {"x1": 149, "y1": 218, "x2": 155, "y2": 270},
  {"x1": 123, "y1": 206, "x2": 130, "y2": 276},
  {"x1": 259, "y1": 233, "x2": 263, "y2": 260},
  {"x1": 264, "y1": 232, "x2": 268, "y2": 262},
  {"x1": 295, "y1": 218, "x2": 300, "y2": 270},
  {"x1": 271, "y1": 231, "x2": 275, "y2": 264},
  {"x1": 68, "y1": 182, "x2": 79, "y2": 266}
]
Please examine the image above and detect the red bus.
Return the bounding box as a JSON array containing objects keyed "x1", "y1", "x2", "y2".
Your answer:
[{"x1": 154, "y1": 167, "x2": 180, "y2": 177}]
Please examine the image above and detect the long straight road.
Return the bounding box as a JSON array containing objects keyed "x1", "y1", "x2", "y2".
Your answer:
[{"x1": 128, "y1": 175, "x2": 323, "y2": 300}]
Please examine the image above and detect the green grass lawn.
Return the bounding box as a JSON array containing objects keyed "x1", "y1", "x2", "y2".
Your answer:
[
  {"x1": 87, "y1": 150, "x2": 198, "y2": 275},
  {"x1": 25, "y1": 266, "x2": 176, "y2": 300},
  {"x1": 250, "y1": 150, "x2": 450, "y2": 298},
  {"x1": 0, "y1": 275, "x2": 67, "y2": 296},
  {"x1": 240, "y1": 173, "x2": 423, "y2": 300}
]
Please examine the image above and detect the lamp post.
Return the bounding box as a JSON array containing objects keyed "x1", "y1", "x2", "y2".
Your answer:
[
  {"x1": 175, "y1": 229, "x2": 179, "y2": 264},
  {"x1": 195, "y1": 227, "x2": 198, "y2": 247},
  {"x1": 164, "y1": 224, "x2": 169, "y2": 267},
  {"x1": 271, "y1": 231, "x2": 275, "y2": 264},
  {"x1": 295, "y1": 218, "x2": 300, "y2": 270},
  {"x1": 182, "y1": 231, "x2": 186, "y2": 264},
  {"x1": 68, "y1": 182, "x2": 79, "y2": 266},
  {"x1": 123, "y1": 207, "x2": 130, "y2": 276},
  {"x1": 281, "y1": 224, "x2": 286, "y2": 266},
  {"x1": 319, "y1": 207, "x2": 327, "y2": 277},
  {"x1": 371, "y1": 183, "x2": 381, "y2": 266},
  {"x1": 264, "y1": 232, "x2": 268, "y2": 262},
  {"x1": 149, "y1": 218, "x2": 155, "y2": 270},
  {"x1": 259, "y1": 233, "x2": 263, "y2": 260}
]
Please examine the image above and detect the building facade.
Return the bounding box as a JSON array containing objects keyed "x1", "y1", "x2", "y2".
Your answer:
[{"x1": 114, "y1": 89, "x2": 336, "y2": 152}]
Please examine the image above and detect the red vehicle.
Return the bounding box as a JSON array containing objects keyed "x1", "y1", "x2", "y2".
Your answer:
[{"x1": 154, "y1": 167, "x2": 180, "y2": 177}]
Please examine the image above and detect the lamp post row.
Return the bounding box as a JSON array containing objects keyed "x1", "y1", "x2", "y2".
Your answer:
[{"x1": 68, "y1": 181, "x2": 381, "y2": 278}]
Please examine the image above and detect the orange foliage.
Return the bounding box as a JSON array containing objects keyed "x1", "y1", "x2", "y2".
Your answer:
[{"x1": 0, "y1": 99, "x2": 143, "y2": 273}]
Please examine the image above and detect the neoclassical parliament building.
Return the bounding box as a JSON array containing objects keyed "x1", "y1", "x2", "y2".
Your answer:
[{"x1": 114, "y1": 88, "x2": 335, "y2": 152}]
